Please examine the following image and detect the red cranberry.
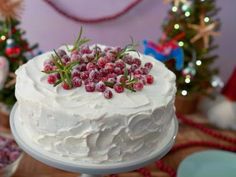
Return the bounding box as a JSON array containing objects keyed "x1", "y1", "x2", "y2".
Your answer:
[
  {"x1": 76, "y1": 63, "x2": 86, "y2": 72},
  {"x1": 107, "y1": 77, "x2": 116, "y2": 84},
  {"x1": 85, "y1": 82, "x2": 95, "y2": 92},
  {"x1": 133, "y1": 82, "x2": 144, "y2": 91},
  {"x1": 80, "y1": 71, "x2": 89, "y2": 80},
  {"x1": 62, "y1": 55, "x2": 70, "y2": 64},
  {"x1": 115, "y1": 59, "x2": 125, "y2": 69},
  {"x1": 130, "y1": 64, "x2": 139, "y2": 72},
  {"x1": 80, "y1": 46, "x2": 92, "y2": 54},
  {"x1": 57, "y1": 49, "x2": 67, "y2": 57},
  {"x1": 104, "y1": 63, "x2": 115, "y2": 73},
  {"x1": 134, "y1": 69, "x2": 143, "y2": 75},
  {"x1": 47, "y1": 75, "x2": 56, "y2": 84},
  {"x1": 100, "y1": 68, "x2": 109, "y2": 77},
  {"x1": 114, "y1": 67, "x2": 123, "y2": 75},
  {"x1": 114, "y1": 84, "x2": 124, "y2": 93},
  {"x1": 123, "y1": 55, "x2": 133, "y2": 65},
  {"x1": 97, "y1": 57, "x2": 107, "y2": 68},
  {"x1": 95, "y1": 81, "x2": 106, "y2": 92},
  {"x1": 103, "y1": 89, "x2": 113, "y2": 99},
  {"x1": 72, "y1": 77, "x2": 82, "y2": 87},
  {"x1": 146, "y1": 75, "x2": 154, "y2": 84},
  {"x1": 117, "y1": 75, "x2": 126, "y2": 84},
  {"x1": 133, "y1": 58, "x2": 141, "y2": 66},
  {"x1": 141, "y1": 67, "x2": 150, "y2": 75},
  {"x1": 43, "y1": 64, "x2": 53, "y2": 72},
  {"x1": 72, "y1": 70, "x2": 80, "y2": 78},
  {"x1": 89, "y1": 70, "x2": 100, "y2": 81},
  {"x1": 62, "y1": 82, "x2": 70, "y2": 90},
  {"x1": 86, "y1": 62, "x2": 96, "y2": 71},
  {"x1": 144, "y1": 62, "x2": 153, "y2": 70},
  {"x1": 43, "y1": 59, "x2": 54, "y2": 66},
  {"x1": 71, "y1": 53, "x2": 80, "y2": 62}
]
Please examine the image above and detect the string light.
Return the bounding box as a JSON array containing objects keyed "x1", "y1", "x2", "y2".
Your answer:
[
  {"x1": 185, "y1": 77, "x2": 191, "y2": 83},
  {"x1": 174, "y1": 24, "x2": 180, "y2": 29},
  {"x1": 172, "y1": 6, "x2": 178, "y2": 12},
  {"x1": 181, "y1": 90, "x2": 188, "y2": 96},
  {"x1": 204, "y1": 17, "x2": 210, "y2": 23},
  {"x1": 185, "y1": 11, "x2": 190, "y2": 17},
  {"x1": 178, "y1": 41, "x2": 184, "y2": 46},
  {"x1": 1, "y1": 35, "x2": 6, "y2": 41},
  {"x1": 196, "y1": 60, "x2": 202, "y2": 66},
  {"x1": 182, "y1": 4, "x2": 188, "y2": 11}
]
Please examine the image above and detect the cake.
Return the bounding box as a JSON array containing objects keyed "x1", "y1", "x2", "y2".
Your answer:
[{"x1": 15, "y1": 31, "x2": 176, "y2": 164}]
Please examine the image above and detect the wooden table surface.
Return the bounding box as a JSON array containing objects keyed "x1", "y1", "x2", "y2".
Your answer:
[{"x1": 1, "y1": 113, "x2": 236, "y2": 177}]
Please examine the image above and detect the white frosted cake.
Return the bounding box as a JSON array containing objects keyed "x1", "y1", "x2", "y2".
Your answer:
[{"x1": 15, "y1": 38, "x2": 176, "y2": 164}]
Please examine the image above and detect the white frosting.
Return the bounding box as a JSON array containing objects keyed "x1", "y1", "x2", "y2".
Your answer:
[{"x1": 15, "y1": 45, "x2": 176, "y2": 164}]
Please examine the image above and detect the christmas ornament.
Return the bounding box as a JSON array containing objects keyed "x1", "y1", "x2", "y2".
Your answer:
[
  {"x1": 0, "y1": 0, "x2": 23, "y2": 20},
  {"x1": 143, "y1": 33, "x2": 185, "y2": 71},
  {"x1": 0, "y1": 56, "x2": 9, "y2": 90},
  {"x1": 163, "y1": 0, "x2": 188, "y2": 7},
  {"x1": 5, "y1": 38, "x2": 21, "y2": 58},
  {"x1": 188, "y1": 14, "x2": 220, "y2": 48},
  {"x1": 182, "y1": 62, "x2": 196, "y2": 77}
]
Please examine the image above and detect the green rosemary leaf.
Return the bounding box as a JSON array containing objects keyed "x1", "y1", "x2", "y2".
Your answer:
[
  {"x1": 104, "y1": 81, "x2": 115, "y2": 88},
  {"x1": 51, "y1": 54, "x2": 63, "y2": 70},
  {"x1": 53, "y1": 49, "x2": 63, "y2": 65},
  {"x1": 124, "y1": 68, "x2": 129, "y2": 79},
  {"x1": 41, "y1": 70, "x2": 60, "y2": 74},
  {"x1": 53, "y1": 79, "x2": 62, "y2": 87},
  {"x1": 64, "y1": 71, "x2": 72, "y2": 88},
  {"x1": 65, "y1": 61, "x2": 80, "y2": 70}
]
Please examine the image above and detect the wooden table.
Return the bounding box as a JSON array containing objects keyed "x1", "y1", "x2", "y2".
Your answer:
[{"x1": 1, "y1": 113, "x2": 235, "y2": 177}]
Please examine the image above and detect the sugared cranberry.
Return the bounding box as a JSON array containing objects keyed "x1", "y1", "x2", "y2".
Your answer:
[
  {"x1": 107, "y1": 77, "x2": 116, "y2": 84},
  {"x1": 95, "y1": 81, "x2": 106, "y2": 92},
  {"x1": 57, "y1": 49, "x2": 67, "y2": 57},
  {"x1": 43, "y1": 59, "x2": 54, "y2": 66},
  {"x1": 47, "y1": 75, "x2": 56, "y2": 84},
  {"x1": 62, "y1": 82, "x2": 70, "y2": 90},
  {"x1": 114, "y1": 67, "x2": 123, "y2": 75},
  {"x1": 80, "y1": 46, "x2": 92, "y2": 54},
  {"x1": 71, "y1": 53, "x2": 80, "y2": 62},
  {"x1": 103, "y1": 89, "x2": 113, "y2": 99},
  {"x1": 133, "y1": 82, "x2": 144, "y2": 91},
  {"x1": 80, "y1": 71, "x2": 89, "y2": 80},
  {"x1": 89, "y1": 70, "x2": 100, "y2": 81},
  {"x1": 146, "y1": 75, "x2": 154, "y2": 84},
  {"x1": 141, "y1": 67, "x2": 150, "y2": 75},
  {"x1": 97, "y1": 57, "x2": 107, "y2": 68},
  {"x1": 85, "y1": 82, "x2": 95, "y2": 92},
  {"x1": 144, "y1": 62, "x2": 153, "y2": 70},
  {"x1": 72, "y1": 77, "x2": 82, "y2": 87},
  {"x1": 123, "y1": 55, "x2": 133, "y2": 65},
  {"x1": 107, "y1": 73, "x2": 117, "y2": 79},
  {"x1": 72, "y1": 70, "x2": 80, "y2": 78},
  {"x1": 117, "y1": 75, "x2": 126, "y2": 84},
  {"x1": 76, "y1": 63, "x2": 86, "y2": 72},
  {"x1": 86, "y1": 62, "x2": 96, "y2": 71},
  {"x1": 115, "y1": 59, "x2": 125, "y2": 69},
  {"x1": 100, "y1": 68, "x2": 109, "y2": 77},
  {"x1": 134, "y1": 69, "x2": 143, "y2": 75},
  {"x1": 62, "y1": 55, "x2": 70, "y2": 65},
  {"x1": 104, "y1": 63, "x2": 115, "y2": 73},
  {"x1": 43, "y1": 64, "x2": 53, "y2": 72},
  {"x1": 133, "y1": 58, "x2": 141, "y2": 66},
  {"x1": 130, "y1": 64, "x2": 139, "y2": 72},
  {"x1": 114, "y1": 84, "x2": 124, "y2": 93}
]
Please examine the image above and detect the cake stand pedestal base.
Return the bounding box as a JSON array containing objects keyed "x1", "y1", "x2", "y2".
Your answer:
[{"x1": 10, "y1": 103, "x2": 178, "y2": 177}]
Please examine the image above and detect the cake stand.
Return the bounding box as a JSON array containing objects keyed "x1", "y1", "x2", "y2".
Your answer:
[{"x1": 10, "y1": 103, "x2": 178, "y2": 177}]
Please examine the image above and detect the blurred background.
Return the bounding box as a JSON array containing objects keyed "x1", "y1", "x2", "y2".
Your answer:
[{"x1": 21, "y1": 0, "x2": 235, "y2": 82}]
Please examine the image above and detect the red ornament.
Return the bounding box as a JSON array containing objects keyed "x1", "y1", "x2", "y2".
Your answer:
[
  {"x1": 221, "y1": 67, "x2": 236, "y2": 101},
  {"x1": 5, "y1": 46, "x2": 21, "y2": 58}
]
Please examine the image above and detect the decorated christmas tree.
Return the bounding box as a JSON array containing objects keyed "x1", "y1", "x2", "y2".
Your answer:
[
  {"x1": 0, "y1": 0, "x2": 38, "y2": 108},
  {"x1": 144, "y1": 0, "x2": 221, "y2": 99}
]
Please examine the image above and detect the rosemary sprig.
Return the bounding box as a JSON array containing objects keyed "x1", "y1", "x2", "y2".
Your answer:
[
  {"x1": 71, "y1": 27, "x2": 90, "y2": 51},
  {"x1": 42, "y1": 50, "x2": 80, "y2": 88},
  {"x1": 104, "y1": 68, "x2": 138, "y2": 92},
  {"x1": 117, "y1": 37, "x2": 140, "y2": 59}
]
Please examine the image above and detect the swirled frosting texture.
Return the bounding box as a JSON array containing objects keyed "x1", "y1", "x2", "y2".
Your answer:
[{"x1": 15, "y1": 45, "x2": 176, "y2": 164}]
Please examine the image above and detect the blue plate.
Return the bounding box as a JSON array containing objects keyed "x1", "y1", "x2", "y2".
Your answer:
[{"x1": 177, "y1": 150, "x2": 236, "y2": 177}]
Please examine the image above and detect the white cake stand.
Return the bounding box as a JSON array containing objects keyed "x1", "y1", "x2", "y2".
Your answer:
[{"x1": 10, "y1": 103, "x2": 178, "y2": 177}]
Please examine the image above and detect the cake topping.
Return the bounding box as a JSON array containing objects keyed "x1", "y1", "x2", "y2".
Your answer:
[{"x1": 42, "y1": 28, "x2": 155, "y2": 99}]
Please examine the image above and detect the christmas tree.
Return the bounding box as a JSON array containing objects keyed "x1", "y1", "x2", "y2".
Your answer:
[
  {"x1": 0, "y1": 0, "x2": 38, "y2": 108},
  {"x1": 160, "y1": 0, "x2": 220, "y2": 97}
]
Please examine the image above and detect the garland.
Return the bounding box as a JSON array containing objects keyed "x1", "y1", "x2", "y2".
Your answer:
[
  {"x1": 43, "y1": 0, "x2": 143, "y2": 23},
  {"x1": 110, "y1": 114, "x2": 236, "y2": 177}
]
